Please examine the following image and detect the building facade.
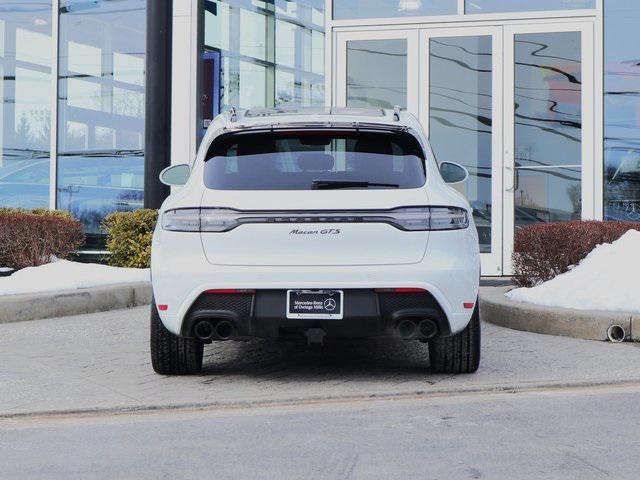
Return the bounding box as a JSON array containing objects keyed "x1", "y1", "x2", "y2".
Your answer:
[
  {"x1": 0, "y1": 0, "x2": 146, "y2": 247},
  {"x1": 1, "y1": 1, "x2": 640, "y2": 274}
]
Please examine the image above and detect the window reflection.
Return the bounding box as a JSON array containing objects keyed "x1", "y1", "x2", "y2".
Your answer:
[
  {"x1": 346, "y1": 39, "x2": 407, "y2": 109},
  {"x1": 604, "y1": 1, "x2": 640, "y2": 222},
  {"x1": 0, "y1": 1, "x2": 52, "y2": 210},
  {"x1": 334, "y1": 0, "x2": 457, "y2": 19},
  {"x1": 429, "y1": 36, "x2": 493, "y2": 253},
  {"x1": 202, "y1": 0, "x2": 324, "y2": 121},
  {"x1": 57, "y1": 0, "x2": 145, "y2": 236},
  {"x1": 514, "y1": 32, "x2": 582, "y2": 228},
  {"x1": 466, "y1": 0, "x2": 595, "y2": 14}
]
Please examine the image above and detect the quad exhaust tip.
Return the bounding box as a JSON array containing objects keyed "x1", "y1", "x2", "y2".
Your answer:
[
  {"x1": 397, "y1": 318, "x2": 438, "y2": 340},
  {"x1": 194, "y1": 319, "x2": 236, "y2": 342},
  {"x1": 215, "y1": 320, "x2": 236, "y2": 340},
  {"x1": 397, "y1": 319, "x2": 418, "y2": 339},
  {"x1": 417, "y1": 319, "x2": 438, "y2": 339}
]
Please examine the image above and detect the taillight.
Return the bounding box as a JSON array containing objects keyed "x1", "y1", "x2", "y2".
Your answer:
[
  {"x1": 161, "y1": 207, "x2": 468, "y2": 232},
  {"x1": 161, "y1": 208, "x2": 200, "y2": 231}
]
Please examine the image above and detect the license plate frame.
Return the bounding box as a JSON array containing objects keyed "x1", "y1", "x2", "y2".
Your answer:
[{"x1": 286, "y1": 290, "x2": 344, "y2": 320}]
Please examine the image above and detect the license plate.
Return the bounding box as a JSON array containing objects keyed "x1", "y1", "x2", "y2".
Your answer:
[{"x1": 286, "y1": 290, "x2": 344, "y2": 320}]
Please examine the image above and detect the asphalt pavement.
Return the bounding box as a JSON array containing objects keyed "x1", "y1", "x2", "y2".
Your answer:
[
  {"x1": 2, "y1": 304, "x2": 640, "y2": 479},
  {"x1": 2, "y1": 383, "x2": 640, "y2": 479}
]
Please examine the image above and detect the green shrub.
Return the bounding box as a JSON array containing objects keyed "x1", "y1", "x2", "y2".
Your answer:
[
  {"x1": 0, "y1": 207, "x2": 73, "y2": 219},
  {"x1": 0, "y1": 209, "x2": 85, "y2": 269},
  {"x1": 512, "y1": 220, "x2": 640, "y2": 287},
  {"x1": 103, "y1": 209, "x2": 158, "y2": 268}
]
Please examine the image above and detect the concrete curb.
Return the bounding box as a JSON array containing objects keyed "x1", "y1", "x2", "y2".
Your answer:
[
  {"x1": 4, "y1": 378, "x2": 640, "y2": 420},
  {"x1": 0, "y1": 282, "x2": 152, "y2": 324},
  {"x1": 480, "y1": 286, "x2": 639, "y2": 342}
]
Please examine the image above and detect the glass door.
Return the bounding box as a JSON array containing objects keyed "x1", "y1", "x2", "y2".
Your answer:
[
  {"x1": 334, "y1": 22, "x2": 594, "y2": 276},
  {"x1": 420, "y1": 27, "x2": 504, "y2": 275},
  {"x1": 503, "y1": 23, "x2": 595, "y2": 273}
]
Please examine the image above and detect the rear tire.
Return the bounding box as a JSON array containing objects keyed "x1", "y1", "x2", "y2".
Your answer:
[
  {"x1": 150, "y1": 299, "x2": 203, "y2": 375},
  {"x1": 429, "y1": 301, "x2": 481, "y2": 374}
]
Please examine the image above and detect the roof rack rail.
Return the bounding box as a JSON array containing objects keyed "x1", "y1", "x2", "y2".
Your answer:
[{"x1": 393, "y1": 105, "x2": 401, "y2": 122}]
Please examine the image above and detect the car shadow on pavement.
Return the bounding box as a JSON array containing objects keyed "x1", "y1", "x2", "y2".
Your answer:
[{"x1": 199, "y1": 338, "x2": 436, "y2": 381}]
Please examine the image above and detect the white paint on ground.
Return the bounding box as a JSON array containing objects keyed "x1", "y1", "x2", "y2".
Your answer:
[
  {"x1": 0, "y1": 260, "x2": 149, "y2": 296},
  {"x1": 507, "y1": 229, "x2": 640, "y2": 313}
]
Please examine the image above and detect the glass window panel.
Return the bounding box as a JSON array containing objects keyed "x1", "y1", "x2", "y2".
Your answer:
[
  {"x1": 113, "y1": 53, "x2": 145, "y2": 86},
  {"x1": 276, "y1": 69, "x2": 296, "y2": 105},
  {"x1": 0, "y1": 1, "x2": 52, "y2": 211},
  {"x1": 334, "y1": 0, "x2": 457, "y2": 19},
  {"x1": 347, "y1": 39, "x2": 407, "y2": 109},
  {"x1": 95, "y1": 126, "x2": 115, "y2": 149},
  {"x1": 276, "y1": 20, "x2": 297, "y2": 68},
  {"x1": 65, "y1": 121, "x2": 88, "y2": 150},
  {"x1": 311, "y1": 6, "x2": 324, "y2": 27},
  {"x1": 57, "y1": 0, "x2": 145, "y2": 236},
  {"x1": 604, "y1": 1, "x2": 640, "y2": 222},
  {"x1": 202, "y1": 0, "x2": 325, "y2": 120},
  {"x1": 311, "y1": 81, "x2": 324, "y2": 105},
  {"x1": 67, "y1": 78, "x2": 103, "y2": 111},
  {"x1": 68, "y1": 41, "x2": 102, "y2": 77},
  {"x1": 239, "y1": 61, "x2": 267, "y2": 109},
  {"x1": 466, "y1": 0, "x2": 595, "y2": 14},
  {"x1": 239, "y1": 9, "x2": 267, "y2": 60},
  {"x1": 14, "y1": 68, "x2": 52, "y2": 143},
  {"x1": 274, "y1": 0, "x2": 324, "y2": 26},
  {"x1": 276, "y1": 0, "x2": 298, "y2": 17},
  {"x1": 514, "y1": 32, "x2": 582, "y2": 229},
  {"x1": 16, "y1": 29, "x2": 51, "y2": 67},
  {"x1": 113, "y1": 87, "x2": 144, "y2": 117},
  {"x1": 429, "y1": 36, "x2": 493, "y2": 253},
  {"x1": 204, "y1": 1, "x2": 231, "y2": 51},
  {"x1": 312, "y1": 30, "x2": 324, "y2": 75}
]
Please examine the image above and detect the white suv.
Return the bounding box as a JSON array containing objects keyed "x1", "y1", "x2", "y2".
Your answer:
[{"x1": 150, "y1": 107, "x2": 481, "y2": 375}]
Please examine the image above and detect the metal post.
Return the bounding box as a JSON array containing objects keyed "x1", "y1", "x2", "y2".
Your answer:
[{"x1": 144, "y1": 0, "x2": 173, "y2": 208}]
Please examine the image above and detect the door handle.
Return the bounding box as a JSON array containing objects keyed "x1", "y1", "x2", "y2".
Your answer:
[{"x1": 505, "y1": 165, "x2": 515, "y2": 192}]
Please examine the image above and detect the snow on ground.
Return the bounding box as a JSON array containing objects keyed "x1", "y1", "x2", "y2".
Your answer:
[
  {"x1": 0, "y1": 260, "x2": 149, "y2": 296},
  {"x1": 506, "y1": 229, "x2": 640, "y2": 313}
]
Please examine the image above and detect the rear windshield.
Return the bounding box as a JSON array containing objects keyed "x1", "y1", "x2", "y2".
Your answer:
[{"x1": 203, "y1": 131, "x2": 426, "y2": 190}]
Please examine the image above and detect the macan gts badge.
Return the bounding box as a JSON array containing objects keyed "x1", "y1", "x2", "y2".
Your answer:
[{"x1": 150, "y1": 107, "x2": 481, "y2": 375}]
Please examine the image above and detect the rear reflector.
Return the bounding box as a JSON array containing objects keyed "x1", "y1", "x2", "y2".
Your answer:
[
  {"x1": 463, "y1": 302, "x2": 475, "y2": 309},
  {"x1": 205, "y1": 289, "x2": 256, "y2": 294},
  {"x1": 375, "y1": 288, "x2": 426, "y2": 293},
  {"x1": 158, "y1": 304, "x2": 169, "y2": 311}
]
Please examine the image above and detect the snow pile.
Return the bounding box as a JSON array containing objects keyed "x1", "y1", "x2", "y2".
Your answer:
[
  {"x1": 507, "y1": 229, "x2": 640, "y2": 313},
  {"x1": 0, "y1": 260, "x2": 149, "y2": 296}
]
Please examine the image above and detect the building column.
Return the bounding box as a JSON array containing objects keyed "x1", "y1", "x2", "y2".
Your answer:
[{"x1": 144, "y1": 0, "x2": 173, "y2": 209}]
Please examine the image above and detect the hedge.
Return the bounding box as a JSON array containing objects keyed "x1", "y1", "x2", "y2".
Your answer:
[
  {"x1": 0, "y1": 207, "x2": 73, "y2": 219},
  {"x1": 512, "y1": 220, "x2": 639, "y2": 287},
  {"x1": 103, "y1": 209, "x2": 158, "y2": 268},
  {"x1": 0, "y1": 209, "x2": 85, "y2": 269}
]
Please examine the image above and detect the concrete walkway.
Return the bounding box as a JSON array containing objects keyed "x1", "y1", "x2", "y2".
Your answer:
[{"x1": 1, "y1": 306, "x2": 640, "y2": 417}]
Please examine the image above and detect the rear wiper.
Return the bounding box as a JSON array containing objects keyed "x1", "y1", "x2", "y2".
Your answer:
[{"x1": 311, "y1": 179, "x2": 399, "y2": 190}]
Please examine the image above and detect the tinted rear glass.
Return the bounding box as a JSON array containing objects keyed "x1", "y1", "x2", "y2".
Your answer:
[{"x1": 204, "y1": 131, "x2": 426, "y2": 190}]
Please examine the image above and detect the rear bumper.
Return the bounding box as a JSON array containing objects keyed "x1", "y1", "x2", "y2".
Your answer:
[
  {"x1": 151, "y1": 228, "x2": 480, "y2": 337},
  {"x1": 180, "y1": 289, "x2": 453, "y2": 340}
]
